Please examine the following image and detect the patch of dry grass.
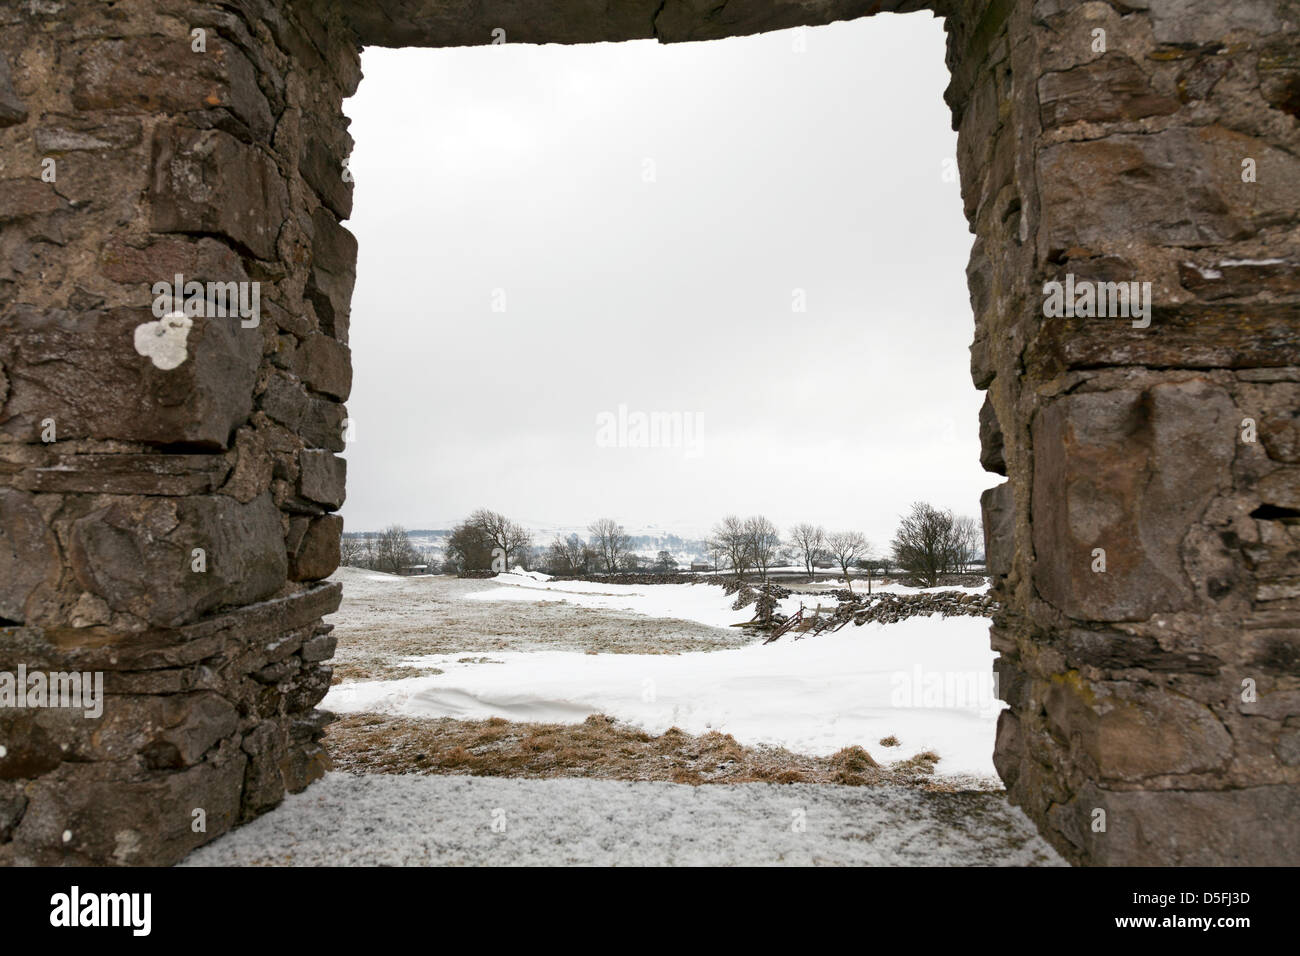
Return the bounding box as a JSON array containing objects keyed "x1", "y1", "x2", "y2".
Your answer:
[{"x1": 326, "y1": 712, "x2": 987, "y2": 792}]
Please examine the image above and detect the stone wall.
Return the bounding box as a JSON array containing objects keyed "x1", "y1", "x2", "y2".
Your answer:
[
  {"x1": 0, "y1": 0, "x2": 1296, "y2": 865},
  {"x1": 0, "y1": 0, "x2": 358, "y2": 864},
  {"x1": 952, "y1": 0, "x2": 1300, "y2": 864}
]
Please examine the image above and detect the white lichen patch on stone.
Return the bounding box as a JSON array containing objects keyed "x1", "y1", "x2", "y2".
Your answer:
[{"x1": 133, "y1": 312, "x2": 192, "y2": 370}]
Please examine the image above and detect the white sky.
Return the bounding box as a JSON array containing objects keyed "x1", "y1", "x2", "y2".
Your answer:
[{"x1": 340, "y1": 13, "x2": 992, "y2": 547}]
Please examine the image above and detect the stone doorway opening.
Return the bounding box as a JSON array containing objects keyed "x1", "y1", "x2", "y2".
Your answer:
[
  {"x1": 1, "y1": 0, "x2": 1296, "y2": 868},
  {"x1": 318, "y1": 13, "x2": 1006, "y2": 842}
]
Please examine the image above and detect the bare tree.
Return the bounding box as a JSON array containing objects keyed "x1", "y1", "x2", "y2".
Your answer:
[
  {"x1": 826, "y1": 530, "x2": 870, "y2": 594},
  {"x1": 546, "y1": 533, "x2": 592, "y2": 574},
  {"x1": 466, "y1": 508, "x2": 532, "y2": 572},
  {"x1": 891, "y1": 502, "x2": 955, "y2": 588},
  {"x1": 952, "y1": 515, "x2": 982, "y2": 573},
  {"x1": 562, "y1": 533, "x2": 590, "y2": 572},
  {"x1": 789, "y1": 523, "x2": 827, "y2": 582},
  {"x1": 372, "y1": 525, "x2": 420, "y2": 573},
  {"x1": 744, "y1": 515, "x2": 782, "y2": 583},
  {"x1": 709, "y1": 515, "x2": 752, "y2": 580},
  {"x1": 339, "y1": 533, "x2": 365, "y2": 567},
  {"x1": 588, "y1": 517, "x2": 630, "y2": 572}
]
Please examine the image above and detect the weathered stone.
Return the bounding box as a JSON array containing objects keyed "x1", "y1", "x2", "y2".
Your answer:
[
  {"x1": 0, "y1": 713, "x2": 63, "y2": 779},
  {"x1": 1145, "y1": 0, "x2": 1281, "y2": 45},
  {"x1": 240, "y1": 719, "x2": 288, "y2": 817},
  {"x1": 300, "y1": 129, "x2": 354, "y2": 219},
  {"x1": 50, "y1": 691, "x2": 242, "y2": 768},
  {"x1": 1049, "y1": 782, "x2": 1300, "y2": 866},
  {"x1": 1036, "y1": 302, "x2": 1300, "y2": 372},
  {"x1": 1259, "y1": 38, "x2": 1300, "y2": 119},
  {"x1": 0, "y1": 488, "x2": 59, "y2": 623},
  {"x1": 981, "y1": 481, "x2": 1014, "y2": 577},
  {"x1": 10, "y1": 749, "x2": 245, "y2": 866},
  {"x1": 1045, "y1": 676, "x2": 1233, "y2": 782},
  {"x1": 100, "y1": 236, "x2": 246, "y2": 287},
  {"x1": 978, "y1": 393, "x2": 1005, "y2": 475},
  {"x1": 300, "y1": 629, "x2": 337, "y2": 662},
  {"x1": 301, "y1": 393, "x2": 348, "y2": 452},
  {"x1": 284, "y1": 662, "x2": 332, "y2": 713},
  {"x1": 1179, "y1": 257, "x2": 1300, "y2": 299},
  {"x1": 220, "y1": 427, "x2": 274, "y2": 502},
  {"x1": 73, "y1": 37, "x2": 273, "y2": 142},
  {"x1": 0, "y1": 783, "x2": 26, "y2": 842},
  {"x1": 289, "y1": 513, "x2": 342, "y2": 581},
  {"x1": 34, "y1": 114, "x2": 142, "y2": 153},
  {"x1": 0, "y1": 180, "x2": 67, "y2": 223},
  {"x1": 1037, "y1": 127, "x2": 1300, "y2": 256},
  {"x1": 298, "y1": 449, "x2": 346, "y2": 508},
  {"x1": 1259, "y1": 467, "x2": 1300, "y2": 510},
  {"x1": 1032, "y1": 381, "x2": 1236, "y2": 621},
  {"x1": 0, "y1": 54, "x2": 28, "y2": 127},
  {"x1": 281, "y1": 739, "x2": 330, "y2": 793},
  {"x1": 305, "y1": 206, "x2": 357, "y2": 342},
  {"x1": 260, "y1": 371, "x2": 310, "y2": 431},
  {"x1": 295, "y1": 332, "x2": 352, "y2": 399},
  {"x1": 68, "y1": 492, "x2": 287, "y2": 628},
  {"x1": 1038, "y1": 55, "x2": 1179, "y2": 128},
  {"x1": 149, "y1": 124, "x2": 289, "y2": 260},
  {"x1": 0, "y1": 306, "x2": 261, "y2": 448},
  {"x1": 16, "y1": 453, "x2": 231, "y2": 496},
  {"x1": 1062, "y1": 628, "x2": 1221, "y2": 675}
]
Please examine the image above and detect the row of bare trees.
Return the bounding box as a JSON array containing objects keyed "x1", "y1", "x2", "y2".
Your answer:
[
  {"x1": 342, "y1": 503, "x2": 983, "y2": 585},
  {"x1": 443, "y1": 512, "x2": 643, "y2": 574},
  {"x1": 544, "y1": 518, "x2": 646, "y2": 574},
  {"x1": 704, "y1": 516, "x2": 875, "y2": 592},
  {"x1": 339, "y1": 525, "x2": 424, "y2": 573},
  {"x1": 705, "y1": 505, "x2": 982, "y2": 592}
]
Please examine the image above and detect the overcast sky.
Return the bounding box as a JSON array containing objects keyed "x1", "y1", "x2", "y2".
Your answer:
[{"x1": 340, "y1": 13, "x2": 989, "y2": 547}]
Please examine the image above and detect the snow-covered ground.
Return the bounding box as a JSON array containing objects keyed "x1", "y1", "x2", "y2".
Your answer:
[
  {"x1": 466, "y1": 571, "x2": 750, "y2": 629},
  {"x1": 469, "y1": 568, "x2": 988, "y2": 631},
  {"x1": 325, "y1": 608, "x2": 1003, "y2": 780},
  {"x1": 182, "y1": 772, "x2": 1063, "y2": 866}
]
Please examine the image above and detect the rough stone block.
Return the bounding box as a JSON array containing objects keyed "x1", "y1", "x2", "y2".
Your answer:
[
  {"x1": 1050, "y1": 782, "x2": 1300, "y2": 866},
  {"x1": 68, "y1": 492, "x2": 287, "y2": 628},
  {"x1": 73, "y1": 36, "x2": 273, "y2": 142},
  {"x1": 978, "y1": 393, "x2": 1006, "y2": 475},
  {"x1": 1038, "y1": 55, "x2": 1179, "y2": 128},
  {"x1": 290, "y1": 514, "x2": 342, "y2": 581},
  {"x1": 1037, "y1": 127, "x2": 1300, "y2": 255},
  {"x1": 149, "y1": 124, "x2": 289, "y2": 260},
  {"x1": 981, "y1": 481, "x2": 1015, "y2": 577},
  {"x1": 0, "y1": 305, "x2": 261, "y2": 448},
  {"x1": 297, "y1": 449, "x2": 345, "y2": 508},
  {"x1": 10, "y1": 749, "x2": 246, "y2": 865},
  {"x1": 0, "y1": 54, "x2": 28, "y2": 127},
  {"x1": 1032, "y1": 380, "x2": 1235, "y2": 621},
  {"x1": 0, "y1": 488, "x2": 60, "y2": 623},
  {"x1": 305, "y1": 206, "x2": 357, "y2": 341},
  {"x1": 295, "y1": 332, "x2": 352, "y2": 399},
  {"x1": 1044, "y1": 676, "x2": 1233, "y2": 782}
]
